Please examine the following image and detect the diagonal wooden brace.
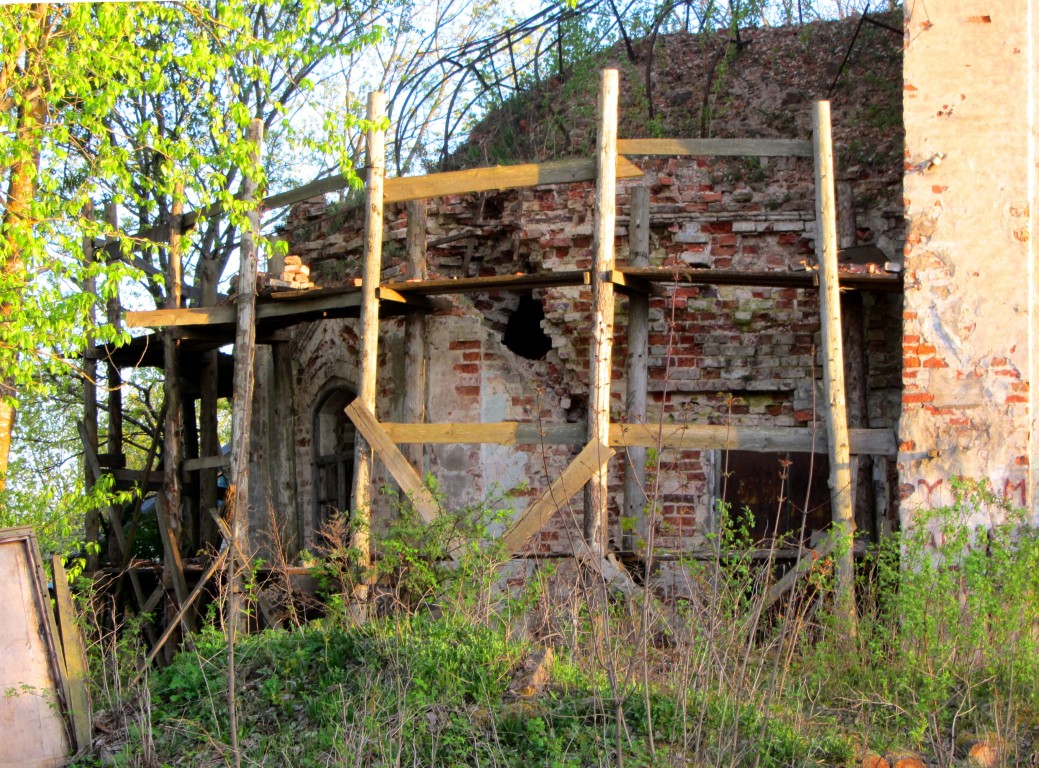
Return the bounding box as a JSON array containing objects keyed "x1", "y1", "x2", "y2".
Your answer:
[
  {"x1": 501, "y1": 440, "x2": 615, "y2": 555},
  {"x1": 344, "y1": 399, "x2": 460, "y2": 562}
]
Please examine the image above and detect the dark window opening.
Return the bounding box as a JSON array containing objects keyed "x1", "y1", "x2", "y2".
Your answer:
[
  {"x1": 717, "y1": 451, "x2": 832, "y2": 545},
  {"x1": 313, "y1": 387, "x2": 357, "y2": 528},
  {"x1": 503, "y1": 291, "x2": 552, "y2": 360}
]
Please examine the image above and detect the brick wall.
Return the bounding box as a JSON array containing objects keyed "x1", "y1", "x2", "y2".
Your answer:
[
  {"x1": 281, "y1": 17, "x2": 907, "y2": 553},
  {"x1": 900, "y1": 2, "x2": 1039, "y2": 520},
  {"x1": 284, "y1": 147, "x2": 904, "y2": 552}
]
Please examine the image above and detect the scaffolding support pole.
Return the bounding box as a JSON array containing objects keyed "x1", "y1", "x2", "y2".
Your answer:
[
  {"x1": 813, "y1": 100, "x2": 857, "y2": 626},
  {"x1": 350, "y1": 92, "x2": 387, "y2": 586},
  {"x1": 585, "y1": 69, "x2": 619, "y2": 554}
]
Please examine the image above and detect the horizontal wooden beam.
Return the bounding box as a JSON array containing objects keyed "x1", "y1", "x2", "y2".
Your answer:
[
  {"x1": 126, "y1": 289, "x2": 364, "y2": 329},
  {"x1": 618, "y1": 138, "x2": 814, "y2": 158},
  {"x1": 608, "y1": 269, "x2": 665, "y2": 297},
  {"x1": 610, "y1": 423, "x2": 896, "y2": 457},
  {"x1": 383, "y1": 156, "x2": 643, "y2": 204},
  {"x1": 182, "y1": 455, "x2": 230, "y2": 472},
  {"x1": 378, "y1": 420, "x2": 895, "y2": 457},
  {"x1": 384, "y1": 270, "x2": 591, "y2": 296},
  {"x1": 263, "y1": 173, "x2": 357, "y2": 211},
  {"x1": 617, "y1": 266, "x2": 902, "y2": 293},
  {"x1": 375, "y1": 286, "x2": 433, "y2": 308},
  {"x1": 381, "y1": 421, "x2": 586, "y2": 445}
]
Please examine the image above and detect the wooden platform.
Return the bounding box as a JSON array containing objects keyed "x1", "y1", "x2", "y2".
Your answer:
[{"x1": 125, "y1": 266, "x2": 902, "y2": 334}]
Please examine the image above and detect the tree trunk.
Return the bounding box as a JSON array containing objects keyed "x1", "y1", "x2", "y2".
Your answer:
[{"x1": 0, "y1": 91, "x2": 48, "y2": 490}]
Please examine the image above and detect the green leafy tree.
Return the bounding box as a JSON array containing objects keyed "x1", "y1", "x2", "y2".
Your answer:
[
  {"x1": 0, "y1": 4, "x2": 147, "y2": 489},
  {"x1": 0, "y1": 1, "x2": 381, "y2": 557}
]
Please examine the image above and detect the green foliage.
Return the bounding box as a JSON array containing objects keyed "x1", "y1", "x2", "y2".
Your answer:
[
  {"x1": 801, "y1": 478, "x2": 1039, "y2": 751},
  {"x1": 314, "y1": 481, "x2": 515, "y2": 615},
  {"x1": 1, "y1": 0, "x2": 382, "y2": 562}
]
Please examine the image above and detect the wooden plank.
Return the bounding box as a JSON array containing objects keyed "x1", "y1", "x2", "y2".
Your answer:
[
  {"x1": 344, "y1": 399, "x2": 447, "y2": 537},
  {"x1": 227, "y1": 119, "x2": 264, "y2": 636},
  {"x1": 501, "y1": 440, "x2": 615, "y2": 555},
  {"x1": 609, "y1": 423, "x2": 896, "y2": 456},
  {"x1": 618, "y1": 137, "x2": 813, "y2": 158},
  {"x1": 403, "y1": 200, "x2": 428, "y2": 473},
  {"x1": 378, "y1": 420, "x2": 895, "y2": 456},
  {"x1": 622, "y1": 185, "x2": 651, "y2": 553},
  {"x1": 128, "y1": 270, "x2": 603, "y2": 330},
  {"x1": 82, "y1": 202, "x2": 100, "y2": 572},
  {"x1": 126, "y1": 305, "x2": 235, "y2": 328},
  {"x1": 608, "y1": 268, "x2": 663, "y2": 296},
  {"x1": 384, "y1": 270, "x2": 590, "y2": 296},
  {"x1": 383, "y1": 155, "x2": 643, "y2": 204},
  {"x1": 381, "y1": 421, "x2": 586, "y2": 445},
  {"x1": 349, "y1": 93, "x2": 387, "y2": 583},
  {"x1": 585, "y1": 69, "x2": 619, "y2": 553},
  {"x1": 159, "y1": 183, "x2": 192, "y2": 631},
  {"x1": 263, "y1": 172, "x2": 359, "y2": 211},
  {"x1": 616, "y1": 266, "x2": 902, "y2": 293},
  {"x1": 0, "y1": 530, "x2": 73, "y2": 767},
  {"x1": 153, "y1": 492, "x2": 194, "y2": 632},
  {"x1": 813, "y1": 100, "x2": 856, "y2": 623},
  {"x1": 50, "y1": 556, "x2": 92, "y2": 751},
  {"x1": 126, "y1": 289, "x2": 365, "y2": 329},
  {"x1": 377, "y1": 286, "x2": 432, "y2": 308},
  {"x1": 182, "y1": 454, "x2": 230, "y2": 472},
  {"x1": 107, "y1": 468, "x2": 164, "y2": 491}
]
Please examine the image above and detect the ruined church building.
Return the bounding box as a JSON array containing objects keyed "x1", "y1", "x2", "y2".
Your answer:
[{"x1": 124, "y1": 3, "x2": 1039, "y2": 579}]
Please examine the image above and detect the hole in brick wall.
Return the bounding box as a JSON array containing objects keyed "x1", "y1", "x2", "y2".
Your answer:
[{"x1": 503, "y1": 291, "x2": 552, "y2": 360}]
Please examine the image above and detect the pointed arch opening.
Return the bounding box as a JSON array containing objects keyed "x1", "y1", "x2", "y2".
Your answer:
[{"x1": 312, "y1": 386, "x2": 356, "y2": 528}]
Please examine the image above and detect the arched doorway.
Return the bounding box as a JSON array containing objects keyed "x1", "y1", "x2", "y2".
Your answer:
[{"x1": 312, "y1": 387, "x2": 356, "y2": 529}]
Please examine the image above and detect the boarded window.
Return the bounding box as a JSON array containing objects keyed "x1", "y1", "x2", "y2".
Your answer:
[{"x1": 716, "y1": 451, "x2": 832, "y2": 545}]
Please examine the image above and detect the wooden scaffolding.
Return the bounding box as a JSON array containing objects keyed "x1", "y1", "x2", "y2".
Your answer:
[{"x1": 92, "y1": 69, "x2": 900, "y2": 631}]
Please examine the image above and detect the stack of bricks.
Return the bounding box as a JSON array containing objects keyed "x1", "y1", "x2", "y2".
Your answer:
[{"x1": 278, "y1": 255, "x2": 314, "y2": 289}]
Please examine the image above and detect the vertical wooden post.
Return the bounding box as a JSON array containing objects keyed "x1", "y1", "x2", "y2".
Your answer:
[
  {"x1": 812, "y1": 101, "x2": 856, "y2": 622},
  {"x1": 349, "y1": 92, "x2": 386, "y2": 580},
  {"x1": 837, "y1": 182, "x2": 877, "y2": 542},
  {"x1": 228, "y1": 119, "x2": 264, "y2": 633},
  {"x1": 81, "y1": 202, "x2": 100, "y2": 572},
  {"x1": 622, "y1": 185, "x2": 651, "y2": 553},
  {"x1": 404, "y1": 199, "x2": 428, "y2": 473},
  {"x1": 271, "y1": 343, "x2": 298, "y2": 553},
  {"x1": 162, "y1": 188, "x2": 184, "y2": 538},
  {"x1": 102, "y1": 203, "x2": 124, "y2": 566},
  {"x1": 156, "y1": 182, "x2": 194, "y2": 630},
  {"x1": 104, "y1": 203, "x2": 123, "y2": 468},
  {"x1": 585, "y1": 69, "x2": 619, "y2": 554}
]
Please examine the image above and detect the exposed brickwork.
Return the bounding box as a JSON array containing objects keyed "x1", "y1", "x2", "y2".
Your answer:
[
  {"x1": 900, "y1": 1, "x2": 1038, "y2": 520},
  {"x1": 280, "y1": 14, "x2": 907, "y2": 553}
]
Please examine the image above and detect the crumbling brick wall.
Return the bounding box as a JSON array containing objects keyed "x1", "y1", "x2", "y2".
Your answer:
[
  {"x1": 900, "y1": 2, "x2": 1039, "y2": 520},
  {"x1": 284, "y1": 14, "x2": 906, "y2": 553}
]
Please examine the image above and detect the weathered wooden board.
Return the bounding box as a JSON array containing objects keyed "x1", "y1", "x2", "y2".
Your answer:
[
  {"x1": 383, "y1": 270, "x2": 590, "y2": 296},
  {"x1": 375, "y1": 420, "x2": 894, "y2": 456},
  {"x1": 126, "y1": 289, "x2": 364, "y2": 329},
  {"x1": 0, "y1": 528, "x2": 72, "y2": 768},
  {"x1": 344, "y1": 400, "x2": 448, "y2": 537},
  {"x1": 182, "y1": 455, "x2": 231, "y2": 472},
  {"x1": 50, "y1": 557, "x2": 91, "y2": 751},
  {"x1": 501, "y1": 440, "x2": 615, "y2": 555},
  {"x1": 609, "y1": 423, "x2": 897, "y2": 457},
  {"x1": 618, "y1": 138, "x2": 813, "y2": 158},
  {"x1": 381, "y1": 421, "x2": 586, "y2": 446},
  {"x1": 383, "y1": 156, "x2": 643, "y2": 204},
  {"x1": 616, "y1": 266, "x2": 903, "y2": 293}
]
